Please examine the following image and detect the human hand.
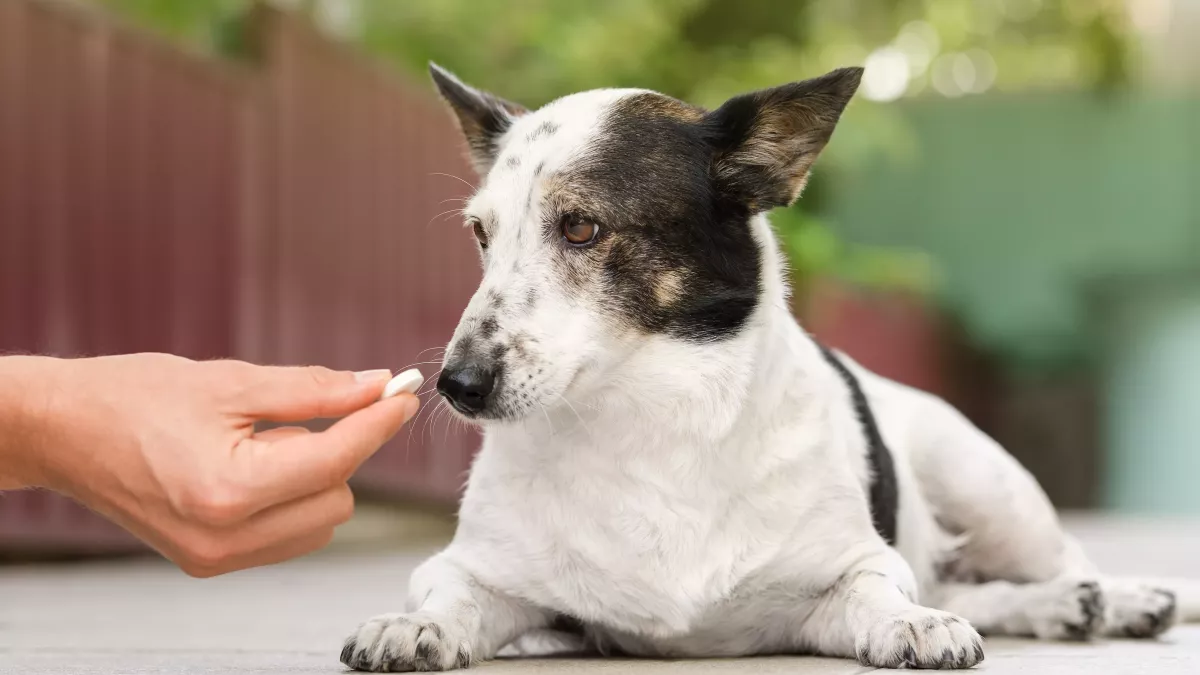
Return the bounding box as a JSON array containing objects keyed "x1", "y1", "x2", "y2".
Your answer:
[{"x1": 0, "y1": 354, "x2": 418, "y2": 577}]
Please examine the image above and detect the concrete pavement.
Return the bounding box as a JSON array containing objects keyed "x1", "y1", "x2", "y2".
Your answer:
[{"x1": 2, "y1": 510, "x2": 1198, "y2": 674}]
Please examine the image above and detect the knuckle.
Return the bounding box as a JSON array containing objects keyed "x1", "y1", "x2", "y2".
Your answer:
[
  {"x1": 303, "y1": 365, "x2": 338, "y2": 388},
  {"x1": 180, "y1": 563, "x2": 221, "y2": 579},
  {"x1": 200, "y1": 360, "x2": 258, "y2": 404},
  {"x1": 311, "y1": 528, "x2": 336, "y2": 552},
  {"x1": 150, "y1": 352, "x2": 189, "y2": 368},
  {"x1": 219, "y1": 360, "x2": 262, "y2": 392},
  {"x1": 219, "y1": 359, "x2": 257, "y2": 380},
  {"x1": 310, "y1": 450, "x2": 352, "y2": 485},
  {"x1": 328, "y1": 456, "x2": 355, "y2": 484},
  {"x1": 330, "y1": 485, "x2": 356, "y2": 524},
  {"x1": 176, "y1": 484, "x2": 250, "y2": 527},
  {"x1": 178, "y1": 535, "x2": 234, "y2": 574}
]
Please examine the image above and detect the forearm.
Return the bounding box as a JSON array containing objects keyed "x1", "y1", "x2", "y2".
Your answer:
[{"x1": 0, "y1": 355, "x2": 63, "y2": 489}]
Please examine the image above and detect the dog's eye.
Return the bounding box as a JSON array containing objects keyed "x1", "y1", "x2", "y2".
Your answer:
[
  {"x1": 561, "y1": 214, "x2": 599, "y2": 247},
  {"x1": 469, "y1": 218, "x2": 488, "y2": 250}
]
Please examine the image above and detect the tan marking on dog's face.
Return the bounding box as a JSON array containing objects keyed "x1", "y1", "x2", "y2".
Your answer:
[
  {"x1": 619, "y1": 93, "x2": 706, "y2": 123},
  {"x1": 654, "y1": 270, "x2": 684, "y2": 306}
]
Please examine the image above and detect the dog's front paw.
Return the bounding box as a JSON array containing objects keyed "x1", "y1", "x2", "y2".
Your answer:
[
  {"x1": 856, "y1": 607, "x2": 983, "y2": 669},
  {"x1": 341, "y1": 612, "x2": 472, "y2": 672}
]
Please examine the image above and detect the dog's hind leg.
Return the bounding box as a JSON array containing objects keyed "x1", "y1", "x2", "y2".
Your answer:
[
  {"x1": 862, "y1": 373, "x2": 1184, "y2": 639},
  {"x1": 933, "y1": 577, "x2": 1107, "y2": 640},
  {"x1": 872, "y1": 383, "x2": 1072, "y2": 584},
  {"x1": 934, "y1": 572, "x2": 1180, "y2": 640}
]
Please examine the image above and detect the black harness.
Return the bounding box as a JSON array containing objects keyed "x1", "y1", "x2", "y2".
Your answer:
[{"x1": 817, "y1": 344, "x2": 899, "y2": 546}]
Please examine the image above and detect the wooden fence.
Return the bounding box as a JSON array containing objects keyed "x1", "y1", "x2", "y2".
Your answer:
[{"x1": 0, "y1": 0, "x2": 480, "y2": 553}]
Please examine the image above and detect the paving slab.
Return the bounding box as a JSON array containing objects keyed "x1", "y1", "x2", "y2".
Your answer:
[{"x1": 1, "y1": 511, "x2": 1198, "y2": 674}]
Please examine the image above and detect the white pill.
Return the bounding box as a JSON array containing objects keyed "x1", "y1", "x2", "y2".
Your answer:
[{"x1": 381, "y1": 368, "x2": 424, "y2": 400}]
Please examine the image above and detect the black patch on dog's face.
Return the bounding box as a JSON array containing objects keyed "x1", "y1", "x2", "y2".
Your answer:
[
  {"x1": 548, "y1": 94, "x2": 761, "y2": 342},
  {"x1": 477, "y1": 316, "x2": 499, "y2": 340},
  {"x1": 536, "y1": 70, "x2": 861, "y2": 343}
]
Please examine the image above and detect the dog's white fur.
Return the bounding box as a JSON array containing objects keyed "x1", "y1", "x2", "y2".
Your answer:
[{"x1": 343, "y1": 88, "x2": 1196, "y2": 671}]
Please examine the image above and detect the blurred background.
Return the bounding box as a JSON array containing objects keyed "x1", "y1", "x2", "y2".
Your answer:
[{"x1": 1, "y1": 0, "x2": 1198, "y2": 559}]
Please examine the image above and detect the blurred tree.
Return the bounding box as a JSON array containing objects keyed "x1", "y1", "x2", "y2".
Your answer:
[
  {"x1": 99, "y1": 0, "x2": 243, "y2": 44},
  {"x1": 93, "y1": 0, "x2": 1139, "y2": 295}
]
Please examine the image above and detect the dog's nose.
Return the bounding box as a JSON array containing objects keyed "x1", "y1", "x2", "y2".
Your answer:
[{"x1": 437, "y1": 363, "x2": 496, "y2": 414}]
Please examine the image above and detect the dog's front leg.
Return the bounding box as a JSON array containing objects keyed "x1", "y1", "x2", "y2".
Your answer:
[
  {"x1": 341, "y1": 552, "x2": 548, "y2": 672},
  {"x1": 834, "y1": 547, "x2": 984, "y2": 669}
]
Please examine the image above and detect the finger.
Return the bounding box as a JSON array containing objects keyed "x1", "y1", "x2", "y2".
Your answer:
[
  {"x1": 186, "y1": 528, "x2": 337, "y2": 578},
  {"x1": 70, "y1": 479, "x2": 345, "y2": 578},
  {"x1": 230, "y1": 527, "x2": 337, "y2": 574},
  {"x1": 253, "y1": 426, "x2": 310, "y2": 443},
  {"x1": 236, "y1": 394, "x2": 419, "y2": 512},
  {"x1": 235, "y1": 365, "x2": 393, "y2": 422},
  {"x1": 175, "y1": 484, "x2": 353, "y2": 577}
]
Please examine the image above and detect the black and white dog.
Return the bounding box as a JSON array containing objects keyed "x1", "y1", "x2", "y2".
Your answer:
[{"x1": 342, "y1": 64, "x2": 1198, "y2": 671}]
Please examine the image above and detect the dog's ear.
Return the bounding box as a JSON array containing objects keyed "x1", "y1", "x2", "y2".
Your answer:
[
  {"x1": 429, "y1": 63, "x2": 528, "y2": 176},
  {"x1": 703, "y1": 67, "x2": 863, "y2": 212}
]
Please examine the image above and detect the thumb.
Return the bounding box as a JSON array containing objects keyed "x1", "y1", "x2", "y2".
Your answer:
[
  {"x1": 233, "y1": 393, "x2": 421, "y2": 518},
  {"x1": 236, "y1": 365, "x2": 393, "y2": 422}
]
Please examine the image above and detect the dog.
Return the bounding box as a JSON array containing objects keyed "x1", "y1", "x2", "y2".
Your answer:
[{"x1": 341, "y1": 63, "x2": 1199, "y2": 671}]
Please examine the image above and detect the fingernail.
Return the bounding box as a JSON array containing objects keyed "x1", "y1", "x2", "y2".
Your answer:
[{"x1": 354, "y1": 369, "x2": 392, "y2": 383}]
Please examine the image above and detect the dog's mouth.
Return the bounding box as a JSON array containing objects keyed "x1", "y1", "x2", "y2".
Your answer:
[{"x1": 442, "y1": 396, "x2": 481, "y2": 418}]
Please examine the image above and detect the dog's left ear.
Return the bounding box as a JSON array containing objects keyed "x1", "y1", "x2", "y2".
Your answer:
[
  {"x1": 429, "y1": 63, "x2": 529, "y2": 176},
  {"x1": 704, "y1": 67, "x2": 863, "y2": 212}
]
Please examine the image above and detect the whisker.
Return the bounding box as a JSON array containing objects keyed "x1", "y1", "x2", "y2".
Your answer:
[
  {"x1": 557, "y1": 393, "x2": 594, "y2": 442},
  {"x1": 452, "y1": 415, "x2": 474, "y2": 440},
  {"x1": 436, "y1": 401, "x2": 456, "y2": 444},
  {"x1": 421, "y1": 399, "x2": 445, "y2": 443},
  {"x1": 538, "y1": 402, "x2": 555, "y2": 438},
  {"x1": 416, "y1": 368, "x2": 444, "y2": 398},
  {"x1": 414, "y1": 345, "x2": 447, "y2": 360},
  {"x1": 391, "y1": 359, "x2": 447, "y2": 374},
  {"x1": 429, "y1": 171, "x2": 476, "y2": 191},
  {"x1": 438, "y1": 402, "x2": 459, "y2": 443},
  {"x1": 428, "y1": 207, "x2": 465, "y2": 228},
  {"x1": 405, "y1": 396, "x2": 438, "y2": 461}
]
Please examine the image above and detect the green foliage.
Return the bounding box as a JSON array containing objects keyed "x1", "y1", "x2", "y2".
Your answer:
[
  {"x1": 773, "y1": 207, "x2": 937, "y2": 296},
  {"x1": 97, "y1": 0, "x2": 243, "y2": 46},
  {"x1": 92, "y1": 0, "x2": 1138, "y2": 295}
]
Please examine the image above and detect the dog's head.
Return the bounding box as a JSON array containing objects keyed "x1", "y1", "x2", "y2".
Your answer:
[{"x1": 429, "y1": 64, "x2": 861, "y2": 422}]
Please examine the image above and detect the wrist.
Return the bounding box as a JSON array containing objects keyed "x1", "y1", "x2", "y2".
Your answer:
[{"x1": 0, "y1": 355, "x2": 70, "y2": 489}]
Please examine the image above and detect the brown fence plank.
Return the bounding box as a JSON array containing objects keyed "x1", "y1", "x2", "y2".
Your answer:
[
  {"x1": 253, "y1": 7, "x2": 480, "y2": 502},
  {"x1": 0, "y1": 0, "x2": 36, "y2": 352}
]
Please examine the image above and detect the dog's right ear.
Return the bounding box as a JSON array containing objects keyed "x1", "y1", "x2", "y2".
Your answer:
[
  {"x1": 429, "y1": 63, "x2": 528, "y2": 176},
  {"x1": 703, "y1": 67, "x2": 863, "y2": 213}
]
